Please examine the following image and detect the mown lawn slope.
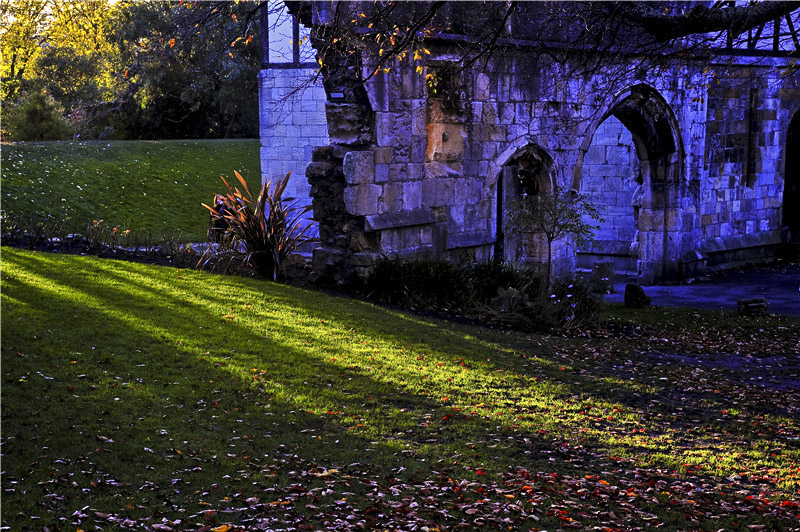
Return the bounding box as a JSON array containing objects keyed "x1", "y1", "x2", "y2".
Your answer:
[
  {"x1": 1, "y1": 139, "x2": 261, "y2": 241},
  {"x1": 2, "y1": 248, "x2": 799, "y2": 530}
]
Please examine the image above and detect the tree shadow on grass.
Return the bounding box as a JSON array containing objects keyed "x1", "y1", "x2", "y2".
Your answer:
[{"x1": 3, "y1": 249, "x2": 798, "y2": 529}]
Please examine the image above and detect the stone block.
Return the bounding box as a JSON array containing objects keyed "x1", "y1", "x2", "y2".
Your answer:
[
  {"x1": 738, "y1": 297, "x2": 768, "y2": 315},
  {"x1": 624, "y1": 284, "x2": 651, "y2": 308},
  {"x1": 375, "y1": 112, "x2": 395, "y2": 146},
  {"x1": 389, "y1": 164, "x2": 409, "y2": 182},
  {"x1": 585, "y1": 145, "x2": 606, "y2": 165},
  {"x1": 380, "y1": 228, "x2": 401, "y2": 251},
  {"x1": 455, "y1": 178, "x2": 481, "y2": 204},
  {"x1": 498, "y1": 102, "x2": 515, "y2": 123},
  {"x1": 475, "y1": 73, "x2": 490, "y2": 100},
  {"x1": 382, "y1": 183, "x2": 404, "y2": 212},
  {"x1": 446, "y1": 231, "x2": 494, "y2": 250},
  {"x1": 606, "y1": 145, "x2": 632, "y2": 165},
  {"x1": 411, "y1": 103, "x2": 426, "y2": 136},
  {"x1": 411, "y1": 136, "x2": 427, "y2": 163},
  {"x1": 375, "y1": 163, "x2": 390, "y2": 183},
  {"x1": 404, "y1": 181, "x2": 423, "y2": 210},
  {"x1": 448, "y1": 205, "x2": 466, "y2": 228},
  {"x1": 344, "y1": 184, "x2": 380, "y2": 216},
  {"x1": 373, "y1": 147, "x2": 392, "y2": 164},
  {"x1": 364, "y1": 206, "x2": 437, "y2": 231},
  {"x1": 408, "y1": 163, "x2": 425, "y2": 180},
  {"x1": 365, "y1": 71, "x2": 389, "y2": 112},
  {"x1": 422, "y1": 178, "x2": 455, "y2": 207}
]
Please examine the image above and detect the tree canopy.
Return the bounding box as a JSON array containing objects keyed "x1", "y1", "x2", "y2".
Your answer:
[
  {"x1": 3, "y1": 1, "x2": 797, "y2": 141},
  {"x1": 1, "y1": 0, "x2": 264, "y2": 141}
]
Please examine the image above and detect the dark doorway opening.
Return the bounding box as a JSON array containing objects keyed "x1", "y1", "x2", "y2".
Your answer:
[{"x1": 784, "y1": 111, "x2": 800, "y2": 239}]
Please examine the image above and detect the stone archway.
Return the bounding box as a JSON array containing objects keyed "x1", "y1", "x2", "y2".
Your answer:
[
  {"x1": 784, "y1": 110, "x2": 800, "y2": 240},
  {"x1": 577, "y1": 115, "x2": 643, "y2": 276},
  {"x1": 496, "y1": 145, "x2": 555, "y2": 266},
  {"x1": 575, "y1": 84, "x2": 684, "y2": 283}
]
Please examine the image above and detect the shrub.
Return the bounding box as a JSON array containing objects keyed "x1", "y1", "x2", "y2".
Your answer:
[
  {"x1": 5, "y1": 91, "x2": 73, "y2": 141},
  {"x1": 545, "y1": 278, "x2": 605, "y2": 329},
  {"x1": 366, "y1": 257, "x2": 603, "y2": 331},
  {"x1": 202, "y1": 171, "x2": 312, "y2": 281},
  {"x1": 366, "y1": 256, "x2": 473, "y2": 312},
  {"x1": 468, "y1": 259, "x2": 544, "y2": 304}
]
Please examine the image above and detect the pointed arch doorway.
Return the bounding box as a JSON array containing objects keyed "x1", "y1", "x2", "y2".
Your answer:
[
  {"x1": 575, "y1": 84, "x2": 684, "y2": 283},
  {"x1": 495, "y1": 145, "x2": 554, "y2": 268},
  {"x1": 784, "y1": 110, "x2": 800, "y2": 240}
]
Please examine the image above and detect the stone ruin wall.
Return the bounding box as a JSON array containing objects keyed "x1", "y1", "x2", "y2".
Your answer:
[
  {"x1": 699, "y1": 61, "x2": 799, "y2": 267},
  {"x1": 578, "y1": 115, "x2": 640, "y2": 274},
  {"x1": 258, "y1": 67, "x2": 328, "y2": 240},
  {"x1": 277, "y1": 36, "x2": 800, "y2": 285}
]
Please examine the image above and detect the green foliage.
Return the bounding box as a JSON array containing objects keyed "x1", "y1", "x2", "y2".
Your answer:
[
  {"x1": 1, "y1": 0, "x2": 260, "y2": 139},
  {"x1": 467, "y1": 259, "x2": 543, "y2": 304},
  {"x1": 4, "y1": 90, "x2": 73, "y2": 141},
  {"x1": 366, "y1": 257, "x2": 544, "y2": 314},
  {"x1": 30, "y1": 45, "x2": 105, "y2": 110},
  {"x1": 1, "y1": 1, "x2": 119, "y2": 109},
  {"x1": 478, "y1": 278, "x2": 604, "y2": 331},
  {"x1": 507, "y1": 190, "x2": 601, "y2": 248},
  {"x1": 203, "y1": 171, "x2": 313, "y2": 281},
  {"x1": 507, "y1": 190, "x2": 602, "y2": 285},
  {"x1": 102, "y1": 1, "x2": 261, "y2": 139},
  {"x1": 366, "y1": 256, "x2": 474, "y2": 311},
  {"x1": 367, "y1": 257, "x2": 601, "y2": 331},
  {"x1": 547, "y1": 278, "x2": 606, "y2": 328},
  {"x1": 0, "y1": 139, "x2": 262, "y2": 241}
]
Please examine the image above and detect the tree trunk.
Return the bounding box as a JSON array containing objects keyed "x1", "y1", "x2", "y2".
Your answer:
[{"x1": 546, "y1": 238, "x2": 553, "y2": 292}]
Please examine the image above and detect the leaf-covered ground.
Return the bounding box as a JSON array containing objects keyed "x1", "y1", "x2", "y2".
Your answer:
[{"x1": 2, "y1": 248, "x2": 799, "y2": 531}]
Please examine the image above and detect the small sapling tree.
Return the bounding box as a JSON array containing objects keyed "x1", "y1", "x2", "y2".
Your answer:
[{"x1": 506, "y1": 189, "x2": 601, "y2": 288}]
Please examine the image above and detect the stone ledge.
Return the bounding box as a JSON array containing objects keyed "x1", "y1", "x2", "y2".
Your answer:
[
  {"x1": 577, "y1": 240, "x2": 633, "y2": 256},
  {"x1": 699, "y1": 230, "x2": 783, "y2": 254},
  {"x1": 445, "y1": 231, "x2": 494, "y2": 250},
  {"x1": 364, "y1": 208, "x2": 437, "y2": 231}
]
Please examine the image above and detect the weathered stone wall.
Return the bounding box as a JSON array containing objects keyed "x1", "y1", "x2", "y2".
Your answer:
[
  {"x1": 578, "y1": 115, "x2": 640, "y2": 273},
  {"x1": 258, "y1": 14, "x2": 800, "y2": 284},
  {"x1": 698, "y1": 61, "x2": 797, "y2": 270},
  {"x1": 258, "y1": 67, "x2": 328, "y2": 238}
]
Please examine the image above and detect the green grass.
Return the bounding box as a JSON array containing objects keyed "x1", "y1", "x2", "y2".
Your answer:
[
  {"x1": 1, "y1": 139, "x2": 262, "y2": 241},
  {"x1": 2, "y1": 248, "x2": 800, "y2": 530}
]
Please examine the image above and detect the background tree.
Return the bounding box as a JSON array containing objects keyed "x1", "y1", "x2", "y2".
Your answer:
[
  {"x1": 4, "y1": 89, "x2": 72, "y2": 141},
  {"x1": 98, "y1": 0, "x2": 263, "y2": 139},
  {"x1": 506, "y1": 191, "x2": 601, "y2": 288},
  {"x1": 1, "y1": 0, "x2": 265, "y2": 140},
  {"x1": 1, "y1": 1, "x2": 119, "y2": 126}
]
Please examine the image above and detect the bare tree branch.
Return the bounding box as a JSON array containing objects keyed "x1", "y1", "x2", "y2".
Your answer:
[{"x1": 612, "y1": 1, "x2": 799, "y2": 42}]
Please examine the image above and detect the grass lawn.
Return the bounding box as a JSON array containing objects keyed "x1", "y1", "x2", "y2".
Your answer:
[
  {"x1": 2, "y1": 247, "x2": 799, "y2": 530},
  {"x1": 1, "y1": 139, "x2": 262, "y2": 242}
]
